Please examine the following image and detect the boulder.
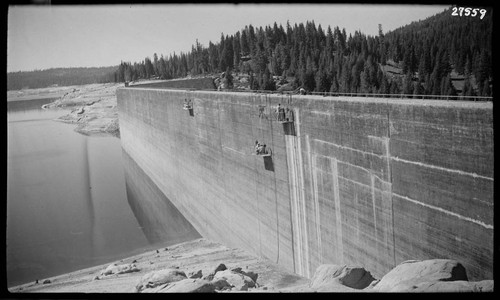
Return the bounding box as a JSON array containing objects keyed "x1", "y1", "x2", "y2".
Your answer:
[
  {"x1": 213, "y1": 269, "x2": 256, "y2": 291},
  {"x1": 157, "y1": 278, "x2": 231, "y2": 293},
  {"x1": 310, "y1": 264, "x2": 375, "y2": 290},
  {"x1": 212, "y1": 263, "x2": 227, "y2": 274},
  {"x1": 188, "y1": 270, "x2": 203, "y2": 279},
  {"x1": 395, "y1": 280, "x2": 494, "y2": 293},
  {"x1": 101, "y1": 263, "x2": 139, "y2": 276},
  {"x1": 372, "y1": 259, "x2": 468, "y2": 292},
  {"x1": 135, "y1": 268, "x2": 187, "y2": 292},
  {"x1": 203, "y1": 263, "x2": 227, "y2": 280},
  {"x1": 231, "y1": 267, "x2": 258, "y2": 282}
]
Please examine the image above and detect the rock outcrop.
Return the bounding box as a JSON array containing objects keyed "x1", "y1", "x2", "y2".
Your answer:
[
  {"x1": 157, "y1": 278, "x2": 231, "y2": 293},
  {"x1": 100, "y1": 263, "x2": 139, "y2": 276},
  {"x1": 310, "y1": 264, "x2": 376, "y2": 290},
  {"x1": 213, "y1": 269, "x2": 256, "y2": 291},
  {"x1": 135, "y1": 268, "x2": 187, "y2": 292},
  {"x1": 135, "y1": 262, "x2": 260, "y2": 293},
  {"x1": 368, "y1": 259, "x2": 493, "y2": 292}
]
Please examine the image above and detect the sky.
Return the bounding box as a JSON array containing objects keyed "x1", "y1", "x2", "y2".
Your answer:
[{"x1": 7, "y1": 3, "x2": 450, "y2": 72}]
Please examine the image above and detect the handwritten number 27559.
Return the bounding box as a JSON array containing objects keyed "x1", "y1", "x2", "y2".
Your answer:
[{"x1": 452, "y1": 7, "x2": 487, "y2": 19}]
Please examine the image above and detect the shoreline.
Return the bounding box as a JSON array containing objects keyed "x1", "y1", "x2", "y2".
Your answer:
[
  {"x1": 8, "y1": 238, "x2": 310, "y2": 293},
  {"x1": 9, "y1": 236, "x2": 493, "y2": 293}
]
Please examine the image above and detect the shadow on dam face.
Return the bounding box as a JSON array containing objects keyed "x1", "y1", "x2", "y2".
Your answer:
[
  {"x1": 122, "y1": 150, "x2": 201, "y2": 246},
  {"x1": 263, "y1": 156, "x2": 274, "y2": 172}
]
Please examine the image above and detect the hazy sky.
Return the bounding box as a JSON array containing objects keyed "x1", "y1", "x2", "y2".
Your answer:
[{"x1": 7, "y1": 4, "x2": 450, "y2": 72}]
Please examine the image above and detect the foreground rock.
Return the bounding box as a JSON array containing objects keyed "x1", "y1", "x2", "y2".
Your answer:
[
  {"x1": 369, "y1": 259, "x2": 493, "y2": 292},
  {"x1": 136, "y1": 262, "x2": 258, "y2": 293},
  {"x1": 213, "y1": 269, "x2": 256, "y2": 291},
  {"x1": 136, "y1": 268, "x2": 188, "y2": 292},
  {"x1": 280, "y1": 264, "x2": 374, "y2": 293},
  {"x1": 310, "y1": 264, "x2": 375, "y2": 290},
  {"x1": 157, "y1": 278, "x2": 231, "y2": 293},
  {"x1": 101, "y1": 263, "x2": 140, "y2": 276}
]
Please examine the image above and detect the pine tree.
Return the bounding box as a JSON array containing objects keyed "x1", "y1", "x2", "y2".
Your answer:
[
  {"x1": 223, "y1": 67, "x2": 234, "y2": 89},
  {"x1": 402, "y1": 72, "x2": 413, "y2": 96},
  {"x1": 330, "y1": 75, "x2": 339, "y2": 93},
  {"x1": 413, "y1": 79, "x2": 424, "y2": 97},
  {"x1": 462, "y1": 76, "x2": 475, "y2": 96},
  {"x1": 315, "y1": 68, "x2": 330, "y2": 92},
  {"x1": 481, "y1": 79, "x2": 491, "y2": 96}
]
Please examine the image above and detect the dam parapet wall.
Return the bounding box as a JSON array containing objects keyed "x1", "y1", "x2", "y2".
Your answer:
[{"x1": 117, "y1": 86, "x2": 493, "y2": 281}]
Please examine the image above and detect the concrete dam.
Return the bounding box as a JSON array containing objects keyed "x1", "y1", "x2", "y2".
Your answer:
[{"x1": 116, "y1": 82, "x2": 493, "y2": 281}]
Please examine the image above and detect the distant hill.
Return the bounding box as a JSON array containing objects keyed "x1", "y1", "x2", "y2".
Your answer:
[{"x1": 7, "y1": 66, "x2": 117, "y2": 91}]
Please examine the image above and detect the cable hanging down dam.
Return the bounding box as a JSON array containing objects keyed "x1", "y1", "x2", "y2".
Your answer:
[{"x1": 117, "y1": 80, "x2": 493, "y2": 281}]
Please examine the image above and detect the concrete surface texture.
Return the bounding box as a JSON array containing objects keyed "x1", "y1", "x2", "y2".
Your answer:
[{"x1": 117, "y1": 87, "x2": 493, "y2": 281}]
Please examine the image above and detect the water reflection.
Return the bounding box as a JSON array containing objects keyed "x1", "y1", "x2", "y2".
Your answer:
[
  {"x1": 7, "y1": 97, "x2": 58, "y2": 112},
  {"x1": 122, "y1": 150, "x2": 201, "y2": 245},
  {"x1": 7, "y1": 99, "x2": 145, "y2": 287},
  {"x1": 7, "y1": 97, "x2": 201, "y2": 288},
  {"x1": 82, "y1": 137, "x2": 96, "y2": 259}
]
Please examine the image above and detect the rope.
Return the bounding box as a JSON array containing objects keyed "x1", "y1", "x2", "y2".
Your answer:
[{"x1": 269, "y1": 93, "x2": 280, "y2": 264}]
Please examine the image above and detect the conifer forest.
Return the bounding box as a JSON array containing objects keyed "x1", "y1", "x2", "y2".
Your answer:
[{"x1": 114, "y1": 7, "x2": 492, "y2": 97}]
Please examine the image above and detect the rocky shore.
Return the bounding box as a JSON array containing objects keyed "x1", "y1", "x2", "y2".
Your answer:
[
  {"x1": 42, "y1": 82, "x2": 122, "y2": 137},
  {"x1": 9, "y1": 238, "x2": 492, "y2": 293},
  {"x1": 8, "y1": 83, "x2": 122, "y2": 138}
]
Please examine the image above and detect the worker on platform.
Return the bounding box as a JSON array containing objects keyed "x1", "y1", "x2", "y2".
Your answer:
[
  {"x1": 286, "y1": 108, "x2": 294, "y2": 122},
  {"x1": 277, "y1": 104, "x2": 285, "y2": 121},
  {"x1": 257, "y1": 143, "x2": 264, "y2": 155}
]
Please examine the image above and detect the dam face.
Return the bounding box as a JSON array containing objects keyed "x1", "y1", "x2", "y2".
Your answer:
[{"x1": 117, "y1": 86, "x2": 493, "y2": 281}]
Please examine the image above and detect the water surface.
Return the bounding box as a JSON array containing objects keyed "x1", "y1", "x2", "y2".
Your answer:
[{"x1": 7, "y1": 98, "x2": 158, "y2": 287}]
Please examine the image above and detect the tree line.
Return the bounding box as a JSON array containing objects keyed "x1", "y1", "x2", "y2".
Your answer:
[
  {"x1": 116, "y1": 7, "x2": 492, "y2": 97},
  {"x1": 7, "y1": 66, "x2": 116, "y2": 91}
]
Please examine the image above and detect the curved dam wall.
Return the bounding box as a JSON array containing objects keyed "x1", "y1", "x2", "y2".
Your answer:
[{"x1": 117, "y1": 87, "x2": 493, "y2": 281}]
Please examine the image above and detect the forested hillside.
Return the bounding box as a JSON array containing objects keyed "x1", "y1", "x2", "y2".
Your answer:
[
  {"x1": 7, "y1": 66, "x2": 116, "y2": 90},
  {"x1": 115, "y1": 6, "x2": 492, "y2": 97}
]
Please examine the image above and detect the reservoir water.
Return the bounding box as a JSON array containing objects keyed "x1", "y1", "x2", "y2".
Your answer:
[{"x1": 6, "y1": 97, "x2": 199, "y2": 288}]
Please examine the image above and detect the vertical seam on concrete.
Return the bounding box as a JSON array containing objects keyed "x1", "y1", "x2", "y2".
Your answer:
[
  {"x1": 251, "y1": 94, "x2": 262, "y2": 257},
  {"x1": 308, "y1": 138, "x2": 323, "y2": 266},
  {"x1": 387, "y1": 100, "x2": 396, "y2": 267},
  {"x1": 287, "y1": 135, "x2": 300, "y2": 273},
  {"x1": 284, "y1": 131, "x2": 297, "y2": 273},
  {"x1": 282, "y1": 97, "x2": 297, "y2": 272},
  {"x1": 314, "y1": 154, "x2": 323, "y2": 265},
  {"x1": 217, "y1": 93, "x2": 228, "y2": 225},
  {"x1": 370, "y1": 173, "x2": 378, "y2": 242},
  {"x1": 331, "y1": 157, "x2": 344, "y2": 264},
  {"x1": 292, "y1": 119, "x2": 303, "y2": 275},
  {"x1": 286, "y1": 106, "x2": 308, "y2": 276},
  {"x1": 257, "y1": 95, "x2": 264, "y2": 256},
  {"x1": 270, "y1": 94, "x2": 280, "y2": 264},
  {"x1": 296, "y1": 114, "x2": 310, "y2": 278}
]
